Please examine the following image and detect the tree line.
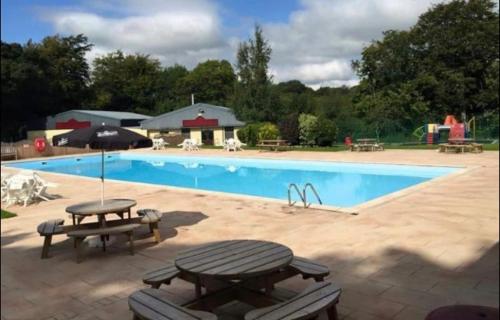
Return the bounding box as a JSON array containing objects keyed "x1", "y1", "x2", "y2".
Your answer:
[{"x1": 1, "y1": 0, "x2": 498, "y2": 144}]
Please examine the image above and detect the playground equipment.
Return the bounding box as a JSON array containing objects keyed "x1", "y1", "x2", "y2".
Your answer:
[{"x1": 413, "y1": 115, "x2": 476, "y2": 144}]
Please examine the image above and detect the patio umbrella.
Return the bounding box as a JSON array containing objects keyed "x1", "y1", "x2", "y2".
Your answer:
[{"x1": 52, "y1": 124, "x2": 152, "y2": 204}]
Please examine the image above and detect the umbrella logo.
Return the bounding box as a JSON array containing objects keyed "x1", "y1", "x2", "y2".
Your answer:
[
  {"x1": 97, "y1": 130, "x2": 119, "y2": 137},
  {"x1": 57, "y1": 138, "x2": 68, "y2": 146}
]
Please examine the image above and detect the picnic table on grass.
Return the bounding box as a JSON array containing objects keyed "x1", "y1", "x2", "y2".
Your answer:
[
  {"x1": 439, "y1": 138, "x2": 483, "y2": 153},
  {"x1": 350, "y1": 138, "x2": 384, "y2": 152},
  {"x1": 257, "y1": 140, "x2": 290, "y2": 151},
  {"x1": 130, "y1": 240, "x2": 342, "y2": 319}
]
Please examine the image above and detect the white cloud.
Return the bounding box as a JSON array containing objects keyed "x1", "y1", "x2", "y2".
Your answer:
[
  {"x1": 40, "y1": 0, "x2": 443, "y2": 88},
  {"x1": 265, "y1": 0, "x2": 441, "y2": 87},
  {"x1": 42, "y1": 0, "x2": 231, "y2": 68}
]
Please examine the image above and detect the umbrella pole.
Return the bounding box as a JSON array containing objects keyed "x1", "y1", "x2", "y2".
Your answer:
[{"x1": 101, "y1": 149, "x2": 104, "y2": 205}]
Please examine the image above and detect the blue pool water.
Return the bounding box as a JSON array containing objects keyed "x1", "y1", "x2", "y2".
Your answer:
[{"x1": 6, "y1": 153, "x2": 458, "y2": 207}]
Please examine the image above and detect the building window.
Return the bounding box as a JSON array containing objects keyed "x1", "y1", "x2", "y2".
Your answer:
[
  {"x1": 224, "y1": 127, "x2": 234, "y2": 139},
  {"x1": 181, "y1": 128, "x2": 191, "y2": 138}
]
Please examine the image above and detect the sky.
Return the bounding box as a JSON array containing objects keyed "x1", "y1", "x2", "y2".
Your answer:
[{"x1": 1, "y1": 0, "x2": 445, "y2": 89}]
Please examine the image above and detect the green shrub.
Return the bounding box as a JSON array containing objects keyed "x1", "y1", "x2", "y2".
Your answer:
[
  {"x1": 314, "y1": 117, "x2": 337, "y2": 146},
  {"x1": 258, "y1": 123, "x2": 280, "y2": 140},
  {"x1": 237, "y1": 123, "x2": 262, "y2": 146},
  {"x1": 298, "y1": 114, "x2": 318, "y2": 146}
]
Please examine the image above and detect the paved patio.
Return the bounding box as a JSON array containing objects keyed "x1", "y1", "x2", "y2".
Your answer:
[{"x1": 1, "y1": 149, "x2": 499, "y2": 320}]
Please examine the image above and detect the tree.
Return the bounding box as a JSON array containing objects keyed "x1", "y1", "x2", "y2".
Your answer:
[
  {"x1": 91, "y1": 51, "x2": 163, "y2": 114},
  {"x1": 233, "y1": 25, "x2": 280, "y2": 122},
  {"x1": 176, "y1": 60, "x2": 235, "y2": 106},
  {"x1": 278, "y1": 113, "x2": 300, "y2": 145},
  {"x1": 353, "y1": 0, "x2": 499, "y2": 138},
  {"x1": 1, "y1": 34, "x2": 92, "y2": 140},
  {"x1": 313, "y1": 117, "x2": 337, "y2": 146}
]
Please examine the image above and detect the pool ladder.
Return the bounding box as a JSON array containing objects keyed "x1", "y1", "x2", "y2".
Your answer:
[{"x1": 288, "y1": 183, "x2": 323, "y2": 208}]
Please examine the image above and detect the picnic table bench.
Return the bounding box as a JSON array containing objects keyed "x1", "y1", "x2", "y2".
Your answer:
[
  {"x1": 37, "y1": 209, "x2": 162, "y2": 259},
  {"x1": 131, "y1": 240, "x2": 341, "y2": 319},
  {"x1": 1, "y1": 143, "x2": 17, "y2": 160},
  {"x1": 68, "y1": 223, "x2": 141, "y2": 263},
  {"x1": 350, "y1": 139, "x2": 384, "y2": 152},
  {"x1": 439, "y1": 142, "x2": 483, "y2": 153},
  {"x1": 245, "y1": 282, "x2": 341, "y2": 320},
  {"x1": 257, "y1": 140, "x2": 290, "y2": 151},
  {"x1": 129, "y1": 288, "x2": 217, "y2": 320}
]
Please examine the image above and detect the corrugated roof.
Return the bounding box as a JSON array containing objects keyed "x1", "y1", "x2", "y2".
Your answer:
[
  {"x1": 141, "y1": 103, "x2": 245, "y2": 129},
  {"x1": 59, "y1": 110, "x2": 152, "y2": 120}
]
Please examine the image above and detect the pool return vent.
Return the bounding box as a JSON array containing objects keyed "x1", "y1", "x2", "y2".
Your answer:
[{"x1": 288, "y1": 183, "x2": 323, "y2": 208}]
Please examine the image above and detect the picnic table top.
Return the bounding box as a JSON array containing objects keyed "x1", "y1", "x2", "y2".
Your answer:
[
  {"x1": 448, "y1": 138, "x2": 475, "y2": 144},
  {"x1": 259, "y1": 139, "x2": 288, "y2": 144},
  {"x1": 175, "y1": 240, "x2": 293, "y2": 280},
  {"x1": 66, "y1": 198, "x2": 136, "y2": 216}
]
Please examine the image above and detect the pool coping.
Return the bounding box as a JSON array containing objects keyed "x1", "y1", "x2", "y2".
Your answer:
[{"x1": 1, "y1": 151, "x2": 471, "y2": 215}]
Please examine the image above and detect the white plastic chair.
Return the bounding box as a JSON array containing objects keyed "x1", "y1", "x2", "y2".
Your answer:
[
  {"x1": 152, "y1": 138, "x2": 168, "y2": 150},
  {"x1": 224, "y1": 139, "x2": 237, "y2": 152}
]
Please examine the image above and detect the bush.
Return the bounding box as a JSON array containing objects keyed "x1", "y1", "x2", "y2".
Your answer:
[
  {"x1": 314, "y1": 117, "x2": 337, "y2": 146},
  {"x1": 258, "y1": 123, "x2": 280, "y2": 141},
  {"x1": 298, "y1": 114, "x2": 318, "y2": 146},
  {"x1": 237, "y1": 123, "x2": 262, "y2": 146}
]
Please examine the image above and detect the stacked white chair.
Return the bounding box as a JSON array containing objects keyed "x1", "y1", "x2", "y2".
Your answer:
[{"x1": 1, "y1": 171, "x2": 55, "y2": 207}]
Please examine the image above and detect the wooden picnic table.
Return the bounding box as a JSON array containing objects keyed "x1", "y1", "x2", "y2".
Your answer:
[
  {"x1": 257, "y1": 140, "x2": 290, "y2": 151},
  {"x1": 66, "y1": 198, "x2": 136, "y2": 226},
  {"x1": 356, "y1": 138, "x2": 377, "y2": 144},
  {"x1": 448, "y1": 138, "x2": 475, "y2": 145},
  {"x1": 133, "y1": 239, "x2": 341, "y2": 319}
]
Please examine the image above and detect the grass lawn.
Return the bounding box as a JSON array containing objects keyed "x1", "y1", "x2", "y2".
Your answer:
[{"x1": 1, "y1": 209, "x2": 17, "y2": 219}]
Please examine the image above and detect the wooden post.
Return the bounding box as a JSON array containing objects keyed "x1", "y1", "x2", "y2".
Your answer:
[
  {"x1": 128, "y1": 231, "x2": 135, "y2": 255},
  {"x1": 75, "y1": 237, "x2": 84, "y2": 263},
  {"x1": 41, "y1": 235, "x2": 52, "y2": 259},
  {"x1": 151, "y1": 222, "x2": 161, "y2": 243},
  {"x1": 327, "y1": 305, "x2": 339, "y2": 320}
]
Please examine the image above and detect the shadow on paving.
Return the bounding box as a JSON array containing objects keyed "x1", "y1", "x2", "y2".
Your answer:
[{"x1": 1, "y1": 220, "x2": 498, "y2": 320}]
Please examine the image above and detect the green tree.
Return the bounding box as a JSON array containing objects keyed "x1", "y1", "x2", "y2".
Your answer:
[
  {"x1": 233, "y1": 25, "x2": 281, "y2": 122},
  {"x1": 313, "y1": 117, "x2": 337, "y2": 146},
  {"x1": 91, "y1": 51, "x2": 163, "y2": 114},
  {"x1": 353, "y1": 0, "x2": 499, "y2": 138},
  {"x1": 176, "y1": 60, "x2": 235, "y2": 106},
  {"x1": 1, "y1": 34, "x2": 92, "y2": 140}
]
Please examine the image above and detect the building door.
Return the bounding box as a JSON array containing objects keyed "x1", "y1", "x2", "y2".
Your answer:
[
  {"x1": 201, "y1": 129, "x2": 214, "y2": 145},
  {"x1": 224, "y1": 127, "x2": 234, "y2": 140}
]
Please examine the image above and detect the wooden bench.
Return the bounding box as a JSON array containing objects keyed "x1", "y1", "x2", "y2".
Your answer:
[
  {"x1": 137, "y1": 209, "x2": 162, "y2": 243},
  {"x1": 257, "y1": 140, "x2": 290, "y2": 152},
  {"x1": 1, "y1": 143, "x2": 17, "y2": 160},
  {"x1": 37, "y1": 211, "x2": 163, "y2": 259},
  {"x1": 37, "y1": 219, "x2": 65, "y2": 259},
  {"x1": 142, "y1": 262, "x2": 180, "y2": 289},
  {"x1": 439, "y1": 143, "x2": 476, "y2": 153},
  {"x1": 67, "y1": 223, "x2": 141, "y2": 263},
  {"x1": 289, "y1": 256, "x2": 330, "y2": 282},
  {"x1": 245, "y1": 282, "x2": 342, "y2": 320},
  {"x1": 129, "y1": 288, "x2": 217, "y2": 320}
]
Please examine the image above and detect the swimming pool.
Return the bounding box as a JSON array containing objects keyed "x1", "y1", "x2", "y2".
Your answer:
[{"x1": 5, "y1": 153, "x2": 459, "y2": 208}]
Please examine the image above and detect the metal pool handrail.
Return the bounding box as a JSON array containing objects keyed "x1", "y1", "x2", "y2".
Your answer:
[
  {"x1": 303, "y1": 183, "x2": 323, "y2": 207},
  {"x1": 288, "y1": 183, "x2": 305, "y2": 207}
]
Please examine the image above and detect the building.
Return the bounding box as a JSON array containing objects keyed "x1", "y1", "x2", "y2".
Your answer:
[
  {"x1": 46, "y1": 110, "x2": 151, "y2": 129},
  {"x1": 27, "y1": 110, "x2": 151, "y2": 142},
  {"x1": 141, "y1": 103, "x2": 245, "y2": 146}
]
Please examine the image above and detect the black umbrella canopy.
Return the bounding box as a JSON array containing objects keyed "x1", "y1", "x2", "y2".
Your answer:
[{"x1": 52, "y1": 125, "x2": 152, "y2": 150}]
